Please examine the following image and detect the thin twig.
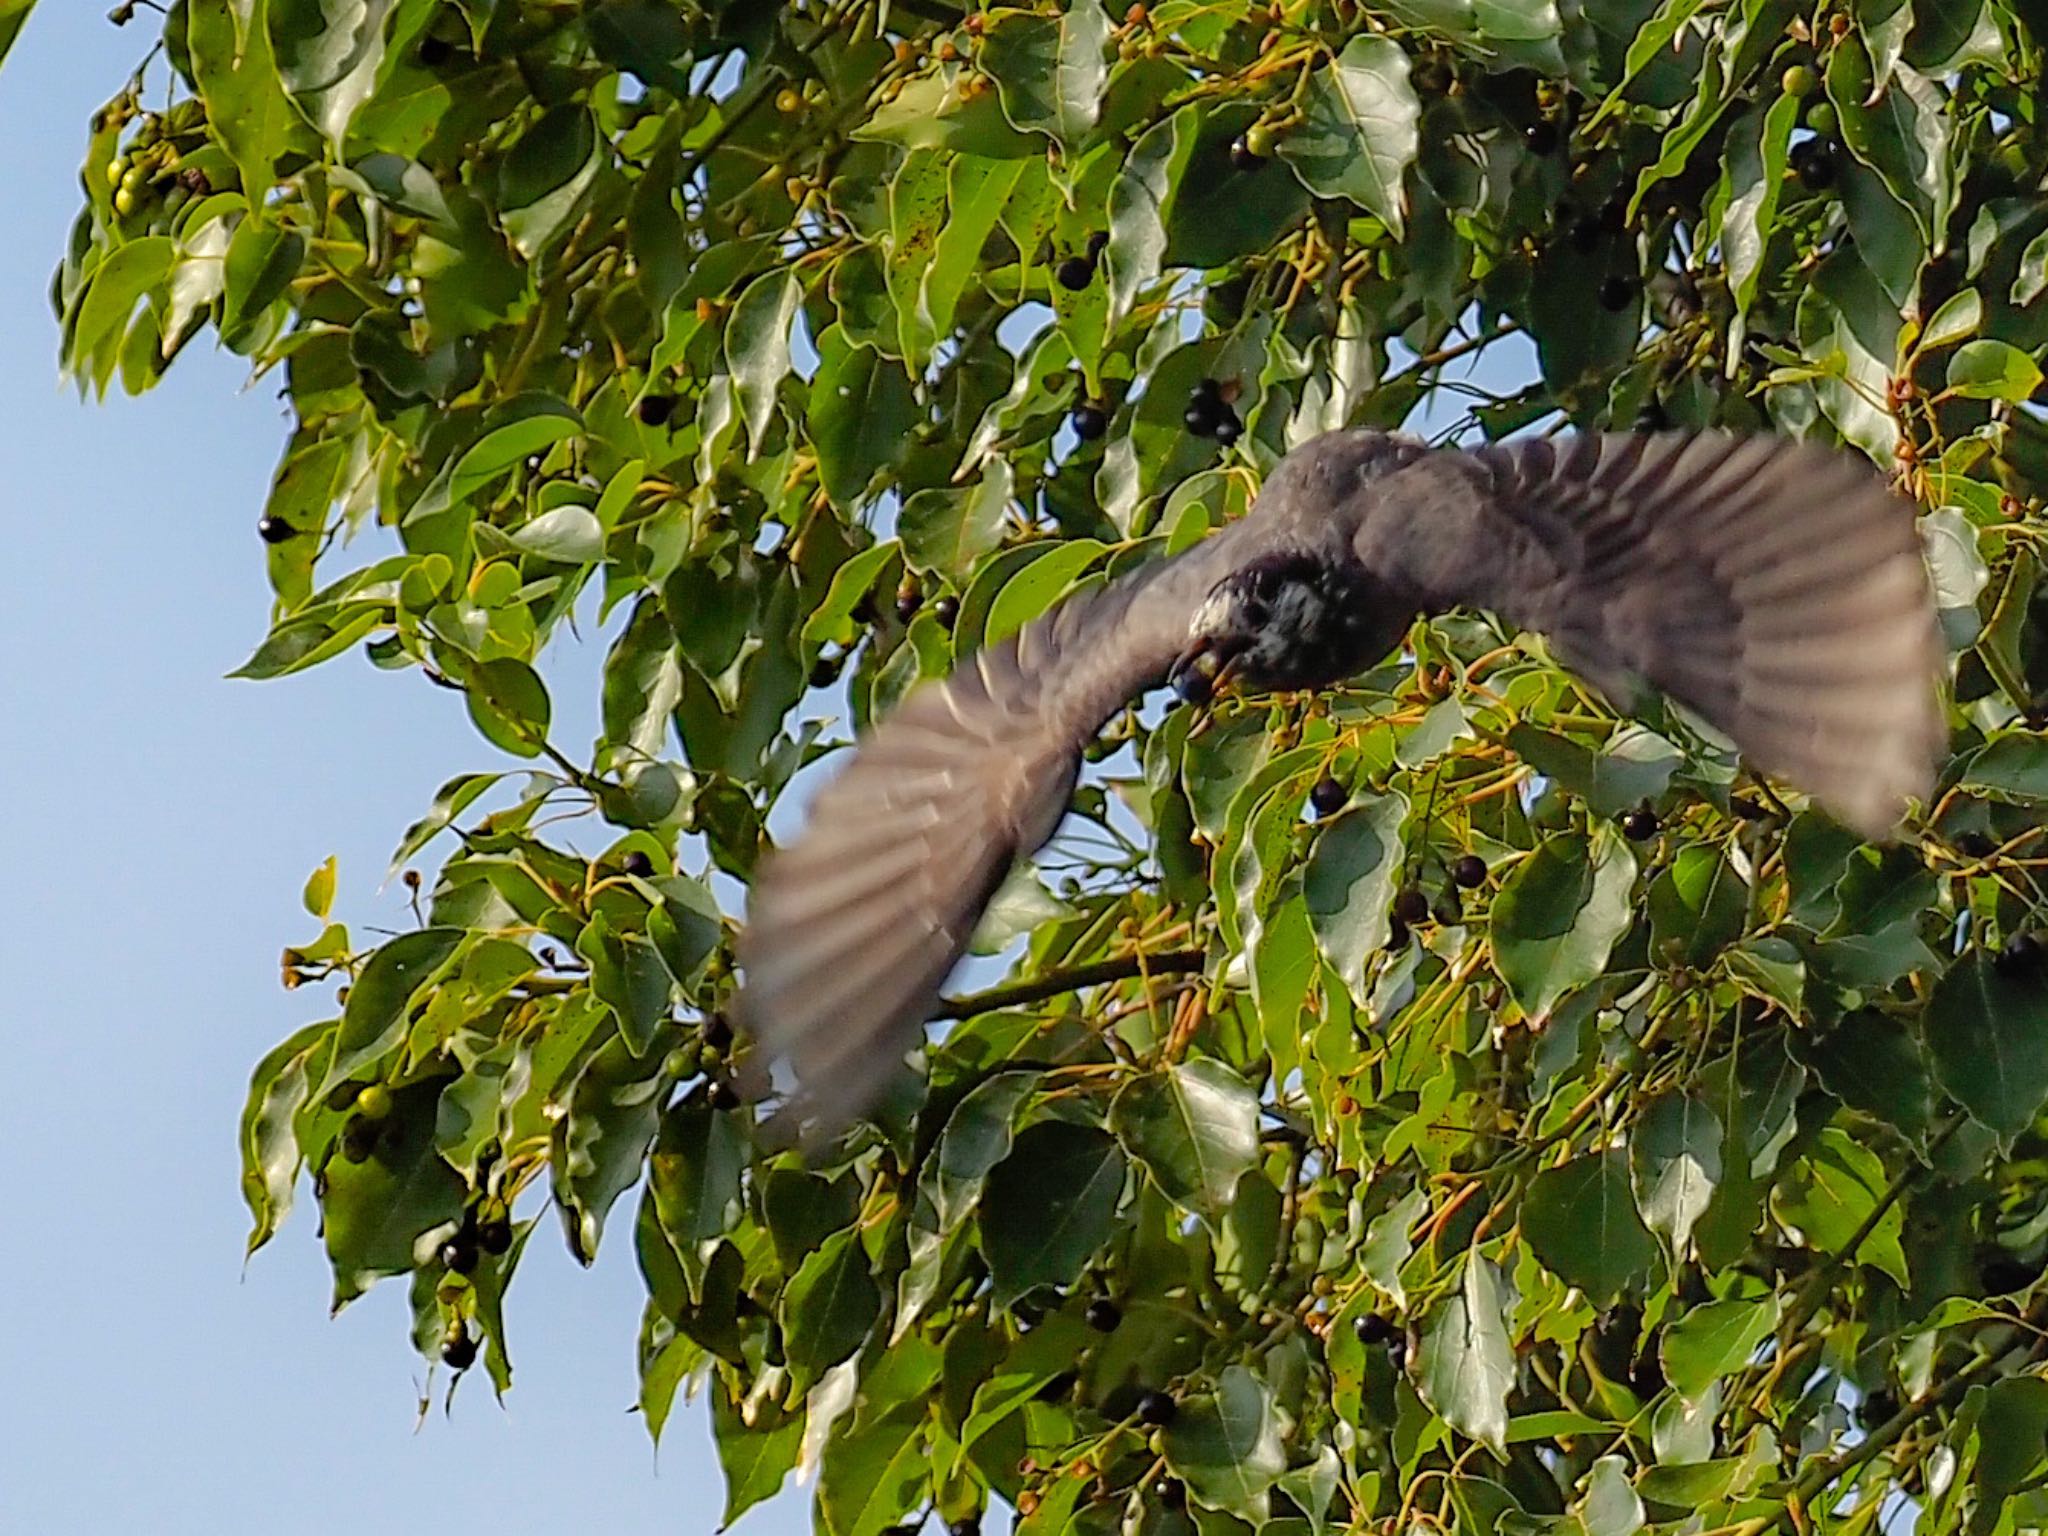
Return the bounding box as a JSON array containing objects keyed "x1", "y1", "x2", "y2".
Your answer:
[{"x1": 933, "y1": 949, "x2": 1206, "y2": 1021}]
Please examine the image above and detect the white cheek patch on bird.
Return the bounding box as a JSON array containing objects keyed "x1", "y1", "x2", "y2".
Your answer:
[{"x1": 735, "y1": 428, "x2": 1945, "y2": 1140}]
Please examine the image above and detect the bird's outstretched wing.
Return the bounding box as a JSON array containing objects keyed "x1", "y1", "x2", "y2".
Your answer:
[
  {"x1": 1351, "y1": 431, "x2": 1944, "y2": 836},
  {"x1": 734, "y1": 520, "x2": 1264, "y2": 1134}
]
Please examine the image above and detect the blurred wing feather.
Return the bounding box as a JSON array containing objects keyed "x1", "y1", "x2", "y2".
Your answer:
[
  {"x1": 1354, "y1": 431, "x2": 1942, "y2": 836},
  {"x1": 735, "y1": 526, "x2": 1257, "y2": 1135}
]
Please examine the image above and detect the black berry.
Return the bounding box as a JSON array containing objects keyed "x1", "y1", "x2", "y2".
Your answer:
[
  {"x1": 1183, "y1": 395, "x2": 1222, "y2": 437},
  {"x1": 441, "y1": 1330, "x2": 478, "y2": 1369},
  {"x1": 702, "y1": 1013, "x2": 734, "y2": 1051},
  {"x1": 621, "y1": 850, "x2": 654, "y2": 878},
  {"x1": 1309, "y1": 776, "x2": 1348, "y2": 818},
  {"x1": 1070, "y1": 402, "x2": 1109, "y2": 441},
  {"x1": 1211, "y1": 411, "x2": 1243, "y2": 447},
  {"x1": 1156, "y1": 1478, "x2": 1186, "y2": 1510},
  {"x1": 1354, "y1": 1312, "x2": 1395, "y2": 1344},
  {"x1": 1958, "y1": 831, "x2": 1997, "y2": 859},
  {"x1": 1085, "y1": 1298, "x2": 1122, "y2": 1332},
  {"x1": 1192, "y1": 377, "x2": 1223, "y2": 403},
  {"x1": 1792, "y1": 138, "x2": 1837, "y2": 190},
  {"x1": 1524, "y1": 120, "x2": 1560, "y2": 155},
  {"x1": 478, "y1": 1218, "x2": 513, "y2": 1255},
  {"x1": 1392, "y1": 885, "x2": 1430, "y2": 926},
  {"x1": 1598, "y1": 197, "x2": 1628, "y2": 234},
  {"x1": 948, "y1": 1519, "x2": 982, "y2": 1536},
  {"x1": 1597, "y1": 274, "x2": 1638, "y2": 312},
  {"x1": 1229, "y1": 135, "x2": 1265, "y2": 172},
  {"x1": 1568, "y1": 217, "x2": 1603, "y2": 254},
  {"x1": 441, "y1": 1233, "x2": 480, "y2": 1275},
  {"x1": 1632, "y1": 398, "x2": 1669, "y2": 433},
  {"x1": 257, "y1": 515, "x2": 295, "y2": 544},
  {"x1": 1055, "y1": 254, "x2": 1095, "y2": 291},
  {"x1": 1171, "y1": 667, "x2": 1212, "y2": 707},
  {"x1": 707, "y1": 1077, "x2": 741, "y2": 1111},
  {"x1": 1622, "y1": 806, "x2": 1659, "y2": 841},
  {"x1": 1086, "y1": 230, "x2": 1109, "y2": 261},
  {"x1": 1137, "y1": 1389, "x2": 1178, "y2": 1426},
  {"x1": 933, "y1": 595, "x2": 959, "y2": 628},
  {"x1": 1386, "y1": 914, "x2": 1410, "y2": 949},
  {"x1": 1452, "y1": 854, "x2": 1488, "y2": 888},
  {"x1": 808, "y1": 654, "x2": 842, "y2": 688},
  {"x1": 896, "y1": 588, "x2": 922, "y2": 623},
  {"x1": 636, "y1": 393, "x2": 676, "y2": 427},
  {"x1": 1862, "y1": 1389, "x2": 1900, "y2": 1425},
  {"x1": 1998, "y1": 929, "x2": 2044, "y2": 975},
  {"x1": 1632, "y1": 1350, "x2": 1666, "y2": 1397},
  {"x1": 340, "y1": 1114, "x2": 378, "y2": 1164},
  {"x1": 1983, "y1": 1256, "x2": 2036, "y2": 1294},
  {"x1": 419, "y1": 35, "x2": 454, "y2": 67}
]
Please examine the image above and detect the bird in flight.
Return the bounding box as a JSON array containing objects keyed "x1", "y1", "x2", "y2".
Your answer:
[{"x1": 735, "y1": 429, "x2": 1944, "y2": 1134}]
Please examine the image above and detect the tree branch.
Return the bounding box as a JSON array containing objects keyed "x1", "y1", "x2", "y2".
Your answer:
[{"x1": 933, "y1": 949, "x2": 1206, "y2": 1021}]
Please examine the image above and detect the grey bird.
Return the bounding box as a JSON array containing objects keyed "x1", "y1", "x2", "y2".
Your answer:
[{"x1": 735, "y1": 429, "x2": 1944, "y2": 1132}]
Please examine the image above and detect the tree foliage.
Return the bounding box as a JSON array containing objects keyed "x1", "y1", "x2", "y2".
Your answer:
[{"x1": 23, "y1": 0, "x2": 2048, "y2": 1529}]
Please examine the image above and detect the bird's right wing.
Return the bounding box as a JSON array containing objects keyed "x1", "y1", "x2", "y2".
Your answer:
[
  {"x1": 1349, "y1": 431, "x2": 1943, "y2": 837},
  {"x1": 734, "y1": 522, "x2": 1259, "y2": 1134}
]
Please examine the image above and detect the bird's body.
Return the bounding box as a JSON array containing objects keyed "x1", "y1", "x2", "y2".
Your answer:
[{"x1": 735, "y1": 429, "x2": 1944, "y2": 1134}]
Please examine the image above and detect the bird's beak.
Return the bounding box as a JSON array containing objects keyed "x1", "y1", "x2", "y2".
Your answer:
[{"x1": 1168, "y1": 639, "x2": 1247, "y2": 706}]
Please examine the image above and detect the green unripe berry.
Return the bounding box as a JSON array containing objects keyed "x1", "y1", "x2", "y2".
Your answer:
[
  {"x1": 1781, "y1": 63, "x2": 1818, "y2": 98},
  {"x1": 1243, "y1": 122, "x2": 1277, "y2": 159},
  {"x1": 1805, "y1": 100, "x2": 1837, "y2": 136},
  {"x1": 113, "y1": 187, "x2": 137, "y2": 217},
  {"x1": 354, "y1": 1083, "x2": 394, "y2": 1120}
]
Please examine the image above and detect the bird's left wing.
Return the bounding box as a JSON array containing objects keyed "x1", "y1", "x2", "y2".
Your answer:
[
  {"x1": 734, "y1": 522, "x2": 1259, "y2": 1135},
  {"x1": 1347, "y1": 431, "x2": 1943, "y2": 837}
]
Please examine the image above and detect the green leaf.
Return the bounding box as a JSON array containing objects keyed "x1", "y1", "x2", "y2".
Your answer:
[
  {"x1": 68, "y1": 237, "x2": 175, "y2": 381},
  {"x1": 510, "y1": 504, "x2": 603, "y2": 563},
  {"x1": 190, "y1": 0, "x2": 303, "y2": 200},
  {"x1": 1109, "y1": 1058, "x2": 1259, "y2": 1220},
  {"x1": 1824, "y1": 45, "x2": 1957, "y2": 252},
  {"x1": 1926, "y1": 949, "x2": 2048, "y2": 1139},
  {"x1": 1647, "y1": 845, "x2": 1747, "y2": 969},
  {"x1": 725, "y1": 268, "x2": 802, "y2": 457},
  {"x1": 465, "y1": 658, "x2": 552, "y2": 758},
  {"x1": 322, "y1": 1079, "x2": 466, "y2": 1305},
  {"x1": 1276, "y1": 35, "x2": 1421, "y2": 237},
  {"x1": 1303, "y1": 791, "x2": 1408, "y2": 1006},
  {"x1": 1946, "y1": 339, "x2": 2044, "y2": 401},
  {"x1": 711, "y1": 1380, "x2": 802, "y2": 1525},
  {"x1": 1417, "y1": 1250, "x2": 1517, "y2": 1455},
  {"x1": 301, "y1": 854, "x2": 337, "y2": 919},
  {"x1": 819, "y1": 1405, "x2": 927, "y2": 1536},
  {"x1": 1491, "y1": 829, "x2": 1635, "y2": 1018},
  {"x1": 2013, "y1": 228, "x2": 2048, "y2": 308},
  {"x1": 1917, "y1": 288, "x2": 1984, "y2": 353},
  {"x1": 1523, "y1": 1152, "x2": 1658, "y2": 1302},
  {"x1": 1505, "y1": 724, "x2": 1682, "y2": 818},
  {"x1": 1722, "y1": 936, "x2": 1806, "y2": 1015},
  {"x1": 1770, "y1": 1127, "x2": 1909, "y2": 1285},
  {"x1": 1720, "y1": 94, "x2": 1800, "y2": 318},
  {"x1": 320, "y1": 927, "x2": 463, "y2": 1093},
  {"x1": 981, "y1": 0, "x2": 1112, "y2": 150},
  {"x1": 1574, "y1": 1456, "x2": 1645, "y2": 1536},
  {"x1": 0, "y1": 0, "x2": 35, "y2": 68},
  {"x1": 899, "y1": 461, "x2": 1012, "y2": 581},
  {"x1": 1957, "y1": 733, "x2": 2048, "y2": 804},
  {"x1": 979, "y1": 1120, "x2": 1125, "y2": 1303},
  {"x1": 1977, "y1": 1376, "x2": 2048, "y2": 1509},
  {"x1": 1630, "y1": 1094, "x2": 1723, "y2": 1259},
  {"x1": 1659, "y1": 1297, "x2": 1776, "y2": 1397},
  {"x1": 269, "y1": 0, "x2": 392, "y2": 145},
  {"x1": 780, "y1": 1228, "x2": 881, "y2": 1386},
  {"x1": 553, "y1": 1032, "x2": 665, "y2": 1262},
  {"x1": 389, "y1": 772, "x2": 502, "y2": 876},
  {"x1": 1161, "y1": 1364, "x2": 1286, "y2": 1520},
  {"x1": 1801, "y1": 1010, "x2": 1933, "y2": 1138},
  {"x1": 239, "y1": 1019, "x2": 330, "y2": 1256},
  {"x1": 805, "y1": 327, "x2": 918, "y2": 510},
  {"x1": 497, "y1": 105, "x2": 600, "y2": 261}
]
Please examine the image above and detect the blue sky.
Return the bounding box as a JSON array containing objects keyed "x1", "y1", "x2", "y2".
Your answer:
[{"x1": 0, "y1": 13, "x2": 801, "y2": 1533}]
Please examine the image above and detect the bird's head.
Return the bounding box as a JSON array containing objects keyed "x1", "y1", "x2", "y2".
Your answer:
[{"x1": 1168, "y1": 551, "x2": 1354, "y2": 703}]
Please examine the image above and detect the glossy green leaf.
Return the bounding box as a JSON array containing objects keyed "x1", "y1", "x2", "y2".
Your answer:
[
  {"x1": 979, "y1": 1120, "x2": 1125, "y2": 1303},
  {"x1": 1417, "y1": 1250, "x2": 1516, "y2": 1455},
  {"x1": 1303, "y1": 791, "x2": 1407, "y2": 1006},
  {"x1": 1161, "y1": 1364, "x2": 1286, "y2": 1519},
  {"x1": 1523, "y1": 1152, "x2": 1657, "y2": 1302},
  {"x1": 1926, "y1": 950, "x2": 2048, "y2": 1139},
  {"x1": 1109, "y1": 1058, "x2": 1259, "y2": 1220},
  {"x1": 1276, "y1": 35, "x2": 1420, "y2": 237},
  {"x1": 1491, "y1": 830, "x2": 1635, "y2": 1018}
]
